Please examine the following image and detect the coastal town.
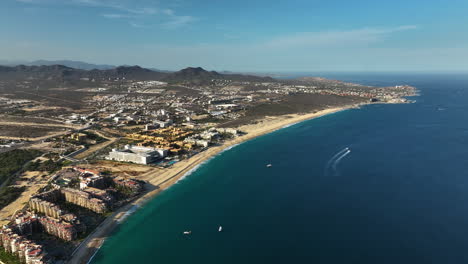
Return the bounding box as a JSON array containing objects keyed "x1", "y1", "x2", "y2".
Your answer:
[{"x1": 0, "y1": 65, "x2": 417, "y2": 263}]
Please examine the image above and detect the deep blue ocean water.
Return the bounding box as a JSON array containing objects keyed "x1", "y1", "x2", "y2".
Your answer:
[{"x1": 92, "y1": 73, "x2": 468, "y2": 264}]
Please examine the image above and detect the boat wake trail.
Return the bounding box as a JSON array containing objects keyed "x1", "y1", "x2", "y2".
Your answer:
[
  {"x1": 325, "y1": 147, "x2": 351, "y2": 176},
  {"x1": 326, "y1": 147, "x2": 349, "y2": 167},
  {"x1": 331, "y1": 150, "x2": 351, "y2": 172}
]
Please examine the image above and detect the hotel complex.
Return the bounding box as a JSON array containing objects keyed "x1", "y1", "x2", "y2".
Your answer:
[{"x1": 107, "y1": 145, "x2": 167, "y2": 164}]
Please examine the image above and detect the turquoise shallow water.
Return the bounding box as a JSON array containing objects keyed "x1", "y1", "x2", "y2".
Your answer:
[{"x1": 92, "y1": 73, "x2": 468, "y2": 264}]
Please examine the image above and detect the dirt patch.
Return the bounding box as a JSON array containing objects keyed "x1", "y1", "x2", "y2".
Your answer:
[
  {"x1": 0, "y1": 125, "x2": 68, "y2": 139},
  {"x1": 79, "y1": 161, "x2": 155, "y2": 178}
]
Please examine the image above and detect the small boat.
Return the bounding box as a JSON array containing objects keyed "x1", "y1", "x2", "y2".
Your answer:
[
  {"x1": 266, "y1": 164, "x2": 272, "y2": 168},
  {"x1": 183, "y1": 231, "x2": 191, "y2": 235},
  {"x1": 218, "y1": 226, "x2": 223, "y2": 232}
]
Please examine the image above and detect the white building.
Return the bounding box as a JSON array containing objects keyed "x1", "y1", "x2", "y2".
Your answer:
[
  {"x1": 216, "y1": 128, "x2": 238, "y2": 136},
  {"x1": 154, "y1": 119, "x2": 173, "y2": 128},
  {"x1": 184, "y1": 138, "x2": 209, "y2": 148},
  {"x1": 107, "y1": 145, "x2": 167, "y2": 165}
]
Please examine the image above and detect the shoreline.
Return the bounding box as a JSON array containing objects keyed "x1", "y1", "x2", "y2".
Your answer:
[{"x1": 68, "y1": 103, "x2": 366, "y2": 264}]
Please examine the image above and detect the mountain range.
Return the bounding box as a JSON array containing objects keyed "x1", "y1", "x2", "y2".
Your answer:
[
  {"x1": 0, "y1": 59, "x2": 117, "y2": 70},
  {"x1": 0, "y1": 64, "x2": 274, "y2": 85}
]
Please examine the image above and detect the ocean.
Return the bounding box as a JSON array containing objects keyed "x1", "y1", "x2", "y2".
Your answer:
[{"x1": 91, "y1": 73, "x2": 468, "y2": 264}]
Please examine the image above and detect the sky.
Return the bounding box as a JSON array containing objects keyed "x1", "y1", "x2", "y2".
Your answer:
[{"x1": 1, "y1": 0, "x2": 468, "y2": 72}]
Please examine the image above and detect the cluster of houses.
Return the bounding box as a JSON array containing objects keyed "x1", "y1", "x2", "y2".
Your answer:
[{"x1": 0, "y1": 164, "x2": 147, "y2": 263}]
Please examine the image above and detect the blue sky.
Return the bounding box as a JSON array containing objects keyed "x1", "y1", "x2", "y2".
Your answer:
[{"x1": 1, "y1": 0, "x2": 468, "y2": 71}]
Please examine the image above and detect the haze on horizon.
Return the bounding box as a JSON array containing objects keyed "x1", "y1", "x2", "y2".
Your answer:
[{"x1": 2, "y1": 0, "x2": 468, "y2": 72}]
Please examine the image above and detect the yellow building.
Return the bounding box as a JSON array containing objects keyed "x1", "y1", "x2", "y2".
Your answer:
[{"x1": 70, "y1": 133, "x2": 87, "y2": 141}]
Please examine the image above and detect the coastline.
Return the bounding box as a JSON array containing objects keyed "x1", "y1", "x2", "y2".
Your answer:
[{"x1": 68, "y1": 103, "x2": 365, "y2": 264}]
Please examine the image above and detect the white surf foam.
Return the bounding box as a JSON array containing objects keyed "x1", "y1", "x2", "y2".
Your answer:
[
  {"x1": 282, "y1": 122, "x2": 300, "y2": 129},
  {"x1": 118, "y1": 204, "x2": 140, "y2": 223},
  {"x1": 220, "y1": 143, "x2": 241, "y2": 153},
  {"x1": 175, "y1": 143, "x2": 242, "y2": 184}
]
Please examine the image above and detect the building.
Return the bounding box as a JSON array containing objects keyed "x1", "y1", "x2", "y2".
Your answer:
[
  {"x1": 29, "y1": 197, "x2": 64, "y2": 219},
  {"x1": 79, "y1": 174, "x2": 107, "y2": 190},
  {"x1": 61, "y1": 188, "x2": 107, "y2": 214},
  {"x1": 74, "y1": 167, "x2": 100, "y2": 176},
  {"x1": 71, "y1": 167, "x2": 108, "y2": 190},
  {"x1": 83, "y1": 187, "x2": 115, "y2": 204},
  {"x1": 30, "y1": 186, "x2": 107, "y2": 216},
  {"x1": 70, "y1": 133, "x2": 87, "y2": 141},
  {"x1": 154, "y1": 119, "x2": 173, "y2": 128},
  {"x1": 29, "y1": 189, "x2": 63, "y2": 219},
  {"x1": 144, "y1": 124, "x2": 157, "y2": 131},
  {"x1": 184, "y1": 138, "x2": 209, "y2": 148},
  {"x1": 107, "y1": 145, "x2": 167, "y2": 165},
  {"x1": 216, "y1": 128, "x2": 238, "y2": 136},
  {"x1": 13, "y1": 212, "x2": 39, "y2": 236},
  {"x1": 113, "y1": 177, "x2": 144, "y2": 193},
  {"x1": 38, "y1": 216, "x2": 76, "y2": 241},
  {"x1": 0, "y1": 228, "x2": 46, "y2": 264}
]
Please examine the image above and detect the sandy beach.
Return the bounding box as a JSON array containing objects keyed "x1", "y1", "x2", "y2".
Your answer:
[{"x1": 68, "y1": 104, "x2": 362, "y2": 264}]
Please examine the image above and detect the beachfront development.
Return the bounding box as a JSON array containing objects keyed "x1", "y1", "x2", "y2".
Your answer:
[{"x1": 0, "y1": 65, "x2": 417, "y2": 263}]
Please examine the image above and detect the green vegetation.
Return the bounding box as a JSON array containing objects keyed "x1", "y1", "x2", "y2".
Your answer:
[
  {"x1": 193, "y1": 116, "x2": 222, "y2": 124},
  {"x1": 0, "y1": 186, "x2": 26, "y2": 209},
  {"x1": 82, "y1": 131, "x2": 107, "y2": 144},
  {"x1": 68, "y1": 178, "x2": 80, "y2": 188},
  {"x1": 114, "y1": 185, "x2": 135, "y2": 198},
  {"x1": 64, "y1": 131, "x2": 108, "y2": 148},
  {"x1": 0, "y1": 246, "x2": 22, "y2": 264},
  {"x1": 0, "y1": 149, "x2": 42, "y2": 184},
  {"x1": 8, "y1": 109, "x2": 27, "y2": 116},
  {"x1": 0, "y1": 149, "x2": 41, "y2": 210},
  {"x1": 25, "y1": 159, "x2": 65, "y2": 173},
  {"x1": 56, "y1": 201, "x2": 105, "y2": 239},
  {"x1": 219, "y1": 132, "x2": 235, "y2": 140}
]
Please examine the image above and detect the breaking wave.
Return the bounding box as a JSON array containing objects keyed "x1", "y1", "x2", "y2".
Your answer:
[
  {"x1": 282, "y1": 122, "x2": 300, "y2": 129},
  {"x1": 118, "y1": 205, "x2": 139, "y2": 223},
  {"x1": 175, "y1": 143, "x2": 242, "y2": 184}
]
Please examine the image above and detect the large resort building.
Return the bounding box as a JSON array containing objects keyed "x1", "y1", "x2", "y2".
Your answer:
[{"x1": 107, "y1": 145, "x2": 167, "y2": 164}]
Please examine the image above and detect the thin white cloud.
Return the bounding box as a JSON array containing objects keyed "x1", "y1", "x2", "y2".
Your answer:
[
  {"x1": 101, "y1": 13, "x2": 131, "y2": 19},
  {"x1": 162, "y1": 15, "x2": 196, "y2": 29},
  {"x1": 223, "y1": 33, "x2": 240, "y2": 40},
  {"x1": 129, "y1": 21, "x2": 148, "y2": 28},
  {"x1": 162, "y1": 9, "x2": 174, "y2": 16},
  {"x1": 73, "y1": 0, "x2": 158, "y2": 15},
  {"x1": 16, "y1": 0, "x2": 196, "y2": 29},
  {"x1": 265, "y1": 25, "x2": 419, "y2": 48}
]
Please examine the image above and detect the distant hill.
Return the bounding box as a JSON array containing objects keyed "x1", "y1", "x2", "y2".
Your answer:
[
  {"x1": 0, "y1": 65, "x2": 168, "y2": 82},
  {"x1": 0, "y1": 59, "x2": 29, "y2": 66},
  {"x1": 28, "y1": 60, "x2": 116, "y2": 70},
  {"x1": 0, "y1": 59, "x2": 116, "y2": 70},
  {"x1": 0, "y1": 65, "x2": 274, "y2": 85},
  {"x1": 163, "y1": 67, "x2": 274, "y2": 83},
  {"x1": 162, "y1": 67, "x2": 221, "y2": 83}
]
